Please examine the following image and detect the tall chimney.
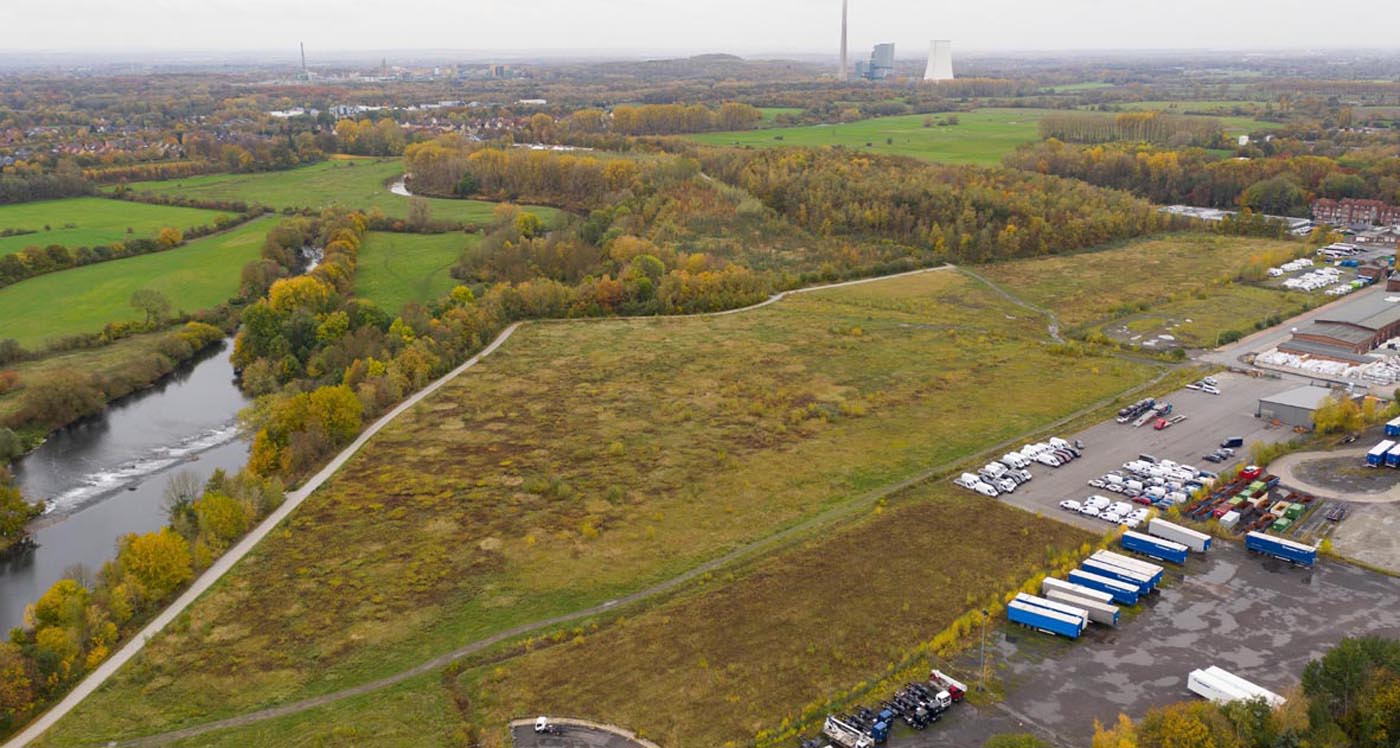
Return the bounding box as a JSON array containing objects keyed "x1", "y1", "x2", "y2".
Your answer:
[
  {"x1": 300, "y1": 42, "x2": 307, "y2": 75},
  {"x1": 839, "y1": 0, "x2": 848, "y2": 81}
]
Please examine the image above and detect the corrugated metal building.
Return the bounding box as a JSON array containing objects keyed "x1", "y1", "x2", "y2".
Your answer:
[{"x1": 1257, "y1": 385, "x2": 1354, "y2": 429}]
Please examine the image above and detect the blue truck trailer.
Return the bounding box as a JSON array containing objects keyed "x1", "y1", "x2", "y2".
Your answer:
[
  {"x1": 1007, "y1": 599, "x2": 1084, "y2": 638},
  {"x1": 1121, "y1": 530, "x2": 1190, "y2": 565},
  {"x1": 1388, "y1": 417, "x2": 1400, "y2": 438},
  {"x1": 1081, "y1": 558, "x2": 1155, "y2": 593},
  {"x1": 1367, "y1": 440, "x2": 1395, "y2": 467},
  {"x1": 1013, "y1": 593, "x2": 1089, "y2": 628},
  {"x1": 1068, "y1": 569, "x2": 1141, "y2": 605},
  {"x1": 1245, "y1": 531, "x2": 1318, "y2": 568}
]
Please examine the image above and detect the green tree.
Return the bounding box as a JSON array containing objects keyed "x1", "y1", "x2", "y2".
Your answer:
[
  {"x1": 984, "y1": 734, "x2": 1049, "y2": 748},
  {"x1": 1241, "y1": 176, "x2": 1307, "y2": 217},
  {"x1": 129, "y1": 288, "x2": 172, "y2": 326}
]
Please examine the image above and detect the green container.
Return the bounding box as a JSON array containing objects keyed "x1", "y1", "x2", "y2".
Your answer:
[
  {"x1": 1250, "y1": 481, "x2": 1267, "y2": 493},
  {"x1": 1238, "y1": 489, "x2": 1254, "y2": 501},
  {"x1": 1229, "y1": 496, "x2": 1246, "y2": 507},
  {"x1": 1285, "y1": 504, "x2": 1304, "y2": 520},
  {"x1": 1272, "y1": 517, "x2": 1293, "y2": 532}
]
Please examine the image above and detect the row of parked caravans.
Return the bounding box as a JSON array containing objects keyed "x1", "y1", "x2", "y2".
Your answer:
[{"x1": 953, "y1": 437, "x2": 1083, "y2": 497}]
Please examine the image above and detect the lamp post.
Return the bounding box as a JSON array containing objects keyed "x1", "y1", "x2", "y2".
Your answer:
[{"x1": 979, "y1": 609, "x2": 990, "y2": 690}]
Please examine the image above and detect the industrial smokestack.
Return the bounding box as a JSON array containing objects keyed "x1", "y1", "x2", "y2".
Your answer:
[
  {"x1": 839, "y1": 0, "x2": 848, "y2": 81},
  {"x1": 924, "y1": 40, "x2": 954, "y2": 82},
  {"x1": 300, "y1": 42, "x2": 307, "y2": 75}
]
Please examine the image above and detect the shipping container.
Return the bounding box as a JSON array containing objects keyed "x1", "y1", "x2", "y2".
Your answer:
[
  {"x1": 1245, "y1": 531, "x2": 1318, "y2": 567},
  {"x1": 1045, "y1": 588, "x2": 1120, "y2": 626},
  {"x1": 1007, "y1": 600, "x2": 1083, "y2": 638},
  {"x1": 1121, "y1": 530, "x2": 1190, "y2": 564},
  {"x1": 1148, "y1": 519, "x2": 1212, "y2": 553},
  {"x1": 1067, "y1": 569, "x2": 1140, "y2": 605}
]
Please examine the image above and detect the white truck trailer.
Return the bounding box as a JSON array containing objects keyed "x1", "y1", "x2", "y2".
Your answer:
[
  {"x1": 1044, "y1": 588, "x2": 1120, "y2": 626},
  {"x1": 1205, "y1": 666, "x2": 1285, "y2": 707},
  {"x1": 1041, "y1": 577, "x2": 1114, "y2": 604},
  {"x1": 1148, "y1": 518, "x2": 1212, "y2": 553}
]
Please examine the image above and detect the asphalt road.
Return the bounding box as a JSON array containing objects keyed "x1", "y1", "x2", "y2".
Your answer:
[
  {"x1": 995, "y1": 371, "x2": 1299, "y2": 531},
  {"x1": 509, "y1": 719, "x2": 652, "y2": 748},
  {"x1": 898, "y1": 543, "x2": 1400, "y2": 747}
]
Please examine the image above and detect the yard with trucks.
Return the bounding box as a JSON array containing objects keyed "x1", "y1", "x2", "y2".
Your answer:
[{"x1": 35, "y1": 268, "x2": 1161, "y2": 747}]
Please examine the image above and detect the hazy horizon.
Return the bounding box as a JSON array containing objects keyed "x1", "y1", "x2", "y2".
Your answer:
[{"x1": 3, "y1": 0, "x2": 1399, "y2": 57}]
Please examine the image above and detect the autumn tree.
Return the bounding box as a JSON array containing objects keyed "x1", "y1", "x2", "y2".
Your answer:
[
  {"x1": 130, "y1": 288, "x2": 172, "y2": 326},
  {"x1": 156, "y1": 226, "x2": 182, "y2": 249},
  {"x1": 407, "y1": 197, "x2": 432, "y2": 230},
  {"x1": 117, "y1": 527, "x2": 193, "y2": 603}
]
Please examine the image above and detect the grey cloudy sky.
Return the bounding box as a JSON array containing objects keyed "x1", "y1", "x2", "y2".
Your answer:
[{"x1": 1, "y1": 0, "x2": 1395, "y2": 55}]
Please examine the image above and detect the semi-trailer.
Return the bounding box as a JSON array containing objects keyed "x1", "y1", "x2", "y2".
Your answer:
[
  {"x1": 1081, "y1": 558, "x2": 1155, "y2": 593},
  {"x1": 1044, "y1": 588, "x2": 1120, "y2": 626},
  {"x1": 1188, "y1": 669, "x2": 1256, "y2": 705},
  {"x1": 1041, "y1": 577, "x2": 1115, "y2": 604},
  {"x1": 929, "y1": 670, "x2": 968, "y2": 702},
  {"x1": 1090, "y1": 550, "x2": 1163, "y2": 584},
  {"x1": 1148, "y1": 518, "x2": 1212, "y2": 553},
  {"x1": 1386, "y1": 442, "x2": 1400, "y2": 468},
  {"x1": 1205, "y1": 666, "x2": 1286, "y2": 707},
  {"x1": 1067, "y1": 569, "x2": 1141, "y2": 605},
  {"x1": 1007, "y1": 599, "x2": 1084, "y2": 638},
  {"x1": 1367, "y1": 440, "x2": 1395, "y2": 467},
  {"x1": 1092, "y1": 550, "x2": 1164, "y2": 585},
  {"x1": 1387, "y1": 417, "x2": 1400, "y2": 438},
  {"x1": 1013, "y1": 593, "x2": 1090, "y2": 628},
  {"x1": 1245, "y1": 531, "x2": 1318, "y2": 568},
  {"x1": 1121, "y1": 530, "x2": 1190, "y2": 565}
]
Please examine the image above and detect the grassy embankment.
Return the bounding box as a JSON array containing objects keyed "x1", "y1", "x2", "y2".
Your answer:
[
  {"x1": 0, "y1": 220, "x2": 267, "y2": 349},
  {"x1": 354, "y1": 231, "x2": 476, "y2": 312},
  {"x1": 0, "y1": 197, "x2": 233, "y2": 256},
  {"x1": 38, "y1": 269, "x2": 1157, "y2": 746},
  {"x1": 980, "y1": 233, "x2": 1313, "y2": 347},
  {"x1": 119, "y1": 157, "x2": 561, "y2": 226}
]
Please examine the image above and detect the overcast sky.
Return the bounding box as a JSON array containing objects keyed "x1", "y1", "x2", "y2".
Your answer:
[{"x1": 2, "y1": 0, "x2": 1397, "y2": 56}]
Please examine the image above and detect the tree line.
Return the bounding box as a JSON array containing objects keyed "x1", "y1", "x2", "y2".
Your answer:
[
  {"x1": 1038, "y1": 111, "x2": 1227, "y2": 148},
  {"x1": 0, "y1": 468, "x2": 285, "y2": 734},
  {"x1": 698, "y1": 147, "x2": 1181, "y2": 264},
  {"x1": 1003, "y1": 140, "x2": 1400, "y2": 216}
]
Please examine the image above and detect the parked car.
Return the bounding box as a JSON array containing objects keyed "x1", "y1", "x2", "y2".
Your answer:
[
  {"x1": 1079, "y1": 505, "x2": 1101, "y2": 518},
  {"x1": 1201, "y1": 385, "x2": 1222, "y2": 395},
  {"x1": 1059, "y1": 500, "x2": 1082, "y2": 512},
  {"x1": 1203, "y1": 377, "x2": 1218, "y2": 386},
  {"x1": 1221, "y1": 436, "x2": 1244, "y2": 449},
  {"x1": 1202, "y1": 452, "x2": 1224, "y2": 463},
  {"x1": 1131, "y1": 495, "x2": 1154, "y2": 505}
]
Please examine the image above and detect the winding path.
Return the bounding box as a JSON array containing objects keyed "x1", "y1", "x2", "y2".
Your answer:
[
  {"x1": 12, "y1": 263, "x2": 1180, "y2": 747},
  {"x1": 1270, "y1": 446, "x2": 1400, "y2": 503},
  {"x1": 4, "y1": 265, "x2": 950, "y2": 748},
  {"x1": 958, "y1": 267, "x2": 1064, "y2": 343}
]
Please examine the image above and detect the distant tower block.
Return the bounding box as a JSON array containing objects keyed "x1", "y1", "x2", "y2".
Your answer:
[{"x1": 925, "y1": 40, "x2": 954, "y2": 82}]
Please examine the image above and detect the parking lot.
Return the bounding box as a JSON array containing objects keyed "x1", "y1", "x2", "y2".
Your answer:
[
  {"x1": 901, "y1": 543, "x2": 1400, "y2": 747},
  {"x1": 509, "y1": 720, "x2": 651, "y2": 748},
  {"x1": 991, "y1": 371, "x2": 1301, "y2": 531}
]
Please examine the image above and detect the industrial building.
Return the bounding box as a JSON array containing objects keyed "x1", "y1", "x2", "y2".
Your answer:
[
  {"x1": 856, "y1": 43, "x2": 896, "y2": 80},
  {"x1": 1280, "y1": 293, "x2": 1400, "y2": 361},
  {"x1": 1256, "y1": 386, "x2": 1354, "y2": 430},
  {"x1": 924, "y1": 40, "x2": 954, "y2": 81}
]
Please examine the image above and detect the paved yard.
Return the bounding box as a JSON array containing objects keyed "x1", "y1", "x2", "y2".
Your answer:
[
  {"x1": 899, "y1": 543, "x2": 1400, "y2": 747},
  {"x1": 995, "y1": 371, "x2": 1300, "y2": 531}
]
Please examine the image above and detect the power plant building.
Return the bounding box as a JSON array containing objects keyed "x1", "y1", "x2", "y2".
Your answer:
[
  {"x1": 925, "y1": 40, "x2": 954, "y2": 81},
  {"x1": 858, "y1": 43, "x2": 895, "y2": 80}
]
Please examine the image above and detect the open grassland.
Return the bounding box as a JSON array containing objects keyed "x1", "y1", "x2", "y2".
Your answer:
[
  {"x1": 38, "y1": 270, "x2": 1159, "y2": 745},
  {"x1": 0, "y1": 220, "x2": 266, "y2": 348},
  {"x1": 979, "y1": 233, "x2": 1305, "y2": 337},
  {"x1": 1104, "y1": 101, "x2": 1282, "y2": 134},
  {"x1": 119, "y1": 158, "x2": 562, "y2": 226},
  {"x1": 0, "y1": 197, "x2": 232, "y2": 256},
  {"x1": 1103, "y1": 284, "x2": 1313, "y2": 348},
  {"x1": 686, "y1": 109, "x2": 1055, "y2": 166},
  {"x1": 355, "y1": 231, "x2": 474, "y2": 312},
  {"x1": 141, "y1": 487, "x2": 1092, "y2": 748}
]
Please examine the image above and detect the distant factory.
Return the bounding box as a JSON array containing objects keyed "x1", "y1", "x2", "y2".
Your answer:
[{"x1": 836, "y1": 2, "x2": 954, "y2": 82}]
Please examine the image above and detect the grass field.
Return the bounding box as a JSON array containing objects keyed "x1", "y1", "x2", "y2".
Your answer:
[
  {"x1": 0, "y1": 334, "x2": 181, "y2": 424},
  {"x1": 37, "y1": 269, "x2": 1159, "y2": 746},
  {"x1": 1105, "y1": 101, "x2": 1282, "y2": 134},
  {"x1": 0, "y1": 220, "x2": 267, "y2": 348},
  {"x1": 354, "y1": 231, "x2": 476, "y2": 312},
  {"x1": 141, "y1": 486, "x2": 1092, "y2": 748},
  {"x1": 979, "y1": 233, "x2": 1307, "y2": 344},
  {"x1": 686, "y1": 109, "x2": 1056, "y2": 166},
  {"x1": 758, "y1": 107, "x2": 803, "y2": 123},
  {"x1": 119, "y1": 158, "x2": 562, "y2": 226},
  {"x1": 0, "y1": 197, "x2": 232, "y2": 256}
]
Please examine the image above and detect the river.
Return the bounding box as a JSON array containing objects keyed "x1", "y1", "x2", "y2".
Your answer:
[{"x1": 1, "y1": 342, "x2": 250, "y2": 630}]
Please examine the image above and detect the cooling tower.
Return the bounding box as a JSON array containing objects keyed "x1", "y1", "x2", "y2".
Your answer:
[{"x1": 924, "y1": 40, "x2": 954, "y2": 82}]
